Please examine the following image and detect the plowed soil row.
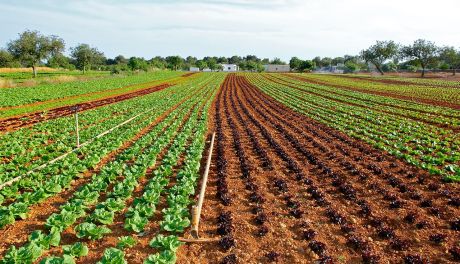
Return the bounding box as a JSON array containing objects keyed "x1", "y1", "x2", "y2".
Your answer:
[
  {"x1": 0, "y1": 83, "x2": 172, "y2": 132},
  {"x1": 285, "y1": 74, "x2": 460, "y2": 110},
  {"x1": 178, "y1": 74, "x2": 459, "y2": 263}
]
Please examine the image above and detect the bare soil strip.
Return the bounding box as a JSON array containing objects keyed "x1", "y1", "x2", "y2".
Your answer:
[
  {"x1": 0, "y1": 83, "x2": 171, "y2": 132},
  {"x1": 178, "y1": 74, "x2": 459, "y2": 263}
]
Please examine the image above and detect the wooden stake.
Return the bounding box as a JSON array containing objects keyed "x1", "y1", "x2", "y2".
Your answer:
[
  {"x1": 190, "y1": 132, "x2": 216, "y2": 238},
  {"x1": 75, "y1": 110, "x2": 80, "y2": 148},
  {"x1": 178, "y1": 237, "x2": 220, "y2": 243}
]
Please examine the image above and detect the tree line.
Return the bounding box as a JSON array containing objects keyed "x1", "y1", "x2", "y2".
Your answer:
[
  {"x1": 292, "y1": 39, "x2": 460, "y2": 77},
  {"x1": 0, "y1": 30, "x2": 459, "y2": 77},
  {"x1": 0, "y1": 30, "x2": 286, "y2": 77}
]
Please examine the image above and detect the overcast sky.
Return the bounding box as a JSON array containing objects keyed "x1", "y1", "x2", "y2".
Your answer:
[{"x1": 1, "y1": 0, "x2": 459, "y2": 61}]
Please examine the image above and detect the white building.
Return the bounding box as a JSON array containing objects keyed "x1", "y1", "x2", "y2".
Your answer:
[
  {"x1": 264, "y1": 64, "x2": 290, "y2": 72},
  {"x1": 189, "y1": 67, "x2": 200, "y2": 72},
  {"x1": 220, "y1": 64, "x2": 238, "y2": 72}
]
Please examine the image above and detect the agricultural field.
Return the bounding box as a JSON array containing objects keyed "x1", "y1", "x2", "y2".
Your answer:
[{"x1": 0, "y1": 72, "x2": 459, "y2": 263}]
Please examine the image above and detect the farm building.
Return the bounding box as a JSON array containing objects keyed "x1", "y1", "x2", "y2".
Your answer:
[
  {"x1": 220, "y1": 64, "x2": 238, "y2": 72},
  {"x1": 264, "y1": 64, "x2": 290, "y2": 72},
  {"x1": 189, "y1": 67, "x2": 200, "y2": 72}
]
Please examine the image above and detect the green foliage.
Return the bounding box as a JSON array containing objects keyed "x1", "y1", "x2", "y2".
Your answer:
[
  {"x1": 7, "y1": 30, "x2": 65, "y2": 77},
  {"x1": 149, "y1": 234, "x2": 183, "y2": 251},
  {"x1": 70, "y1": 44, "x2": 105, "y2": 73},
  {"x1": 39, "y1": 255, "x2": 75, "y2": 264},
  {"x1": 63, "y1": 242, "x2": 89, "y2": 258},
  {"x1": 144, "y1": 250, "x2": 176, "y2": 264},
  {"x1": 0, "y1": 49, "x2": 14, "y2": 67},
  {"x1": 360, "y1": 40, "x2": 399, "y2": 74},
  {"x1": 116, "y1": 236, "x2": 137, "y2": 249},
  {"x1": 74, "y1": 222, "x2": 111, "y2": 240},
  {"x1": 401, "y1": 39, "x2": 439, "y2": 76},
  {"x1": 124, "y1": 211, "x2": 148, "y2": 232},
  {"x1": 97, "y1": 248, "x2": 127, "y2": 264}
]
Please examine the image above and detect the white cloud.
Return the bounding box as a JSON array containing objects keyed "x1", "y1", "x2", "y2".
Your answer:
[{"x1": 1, "y1": 0, "x2": 459, "y2": 60}]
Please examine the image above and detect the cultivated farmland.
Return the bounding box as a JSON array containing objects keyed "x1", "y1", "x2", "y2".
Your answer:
[{"x1": 0, "y1": 72, "x2": 459, "y2": 263}]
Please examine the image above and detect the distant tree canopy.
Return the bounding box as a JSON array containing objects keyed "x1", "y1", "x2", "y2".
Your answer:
[
  {"x1": 401, "y1": 39, "x2": 439, "y2": 77},
  {"x1": 7, "y1": 30, "x2": 65, "y2": 77},
  {"x1": 360, "y1": 40, "x2": 399, "y2": 75},
  {"x1": 439, "y1": 46, "x2": 460, "y2": 75},
  {"x1": 290, "y1": 57, "x2": 315, "y2": 72},
  {"x1": 1, "y1": 30, "x2": 459, "y2": 77},
  {"x1": 70, "y1": 44, "x2": 105, "y2": 74},
  {"x1": 165, "y1": 55, "x2": 183, "y2": 70},
  {"x1": 0, "y1": 49, "x2": 14, "y2": 67},
  {"x1": 270, "y1": 57, "x2": 286, "y2": 65}
]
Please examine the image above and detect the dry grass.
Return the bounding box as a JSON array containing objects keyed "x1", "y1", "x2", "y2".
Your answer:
[
  {"x1": 0, "y1": 67, "x2": 58, "y2": 73},
  {"x1": 44, "y1": 75, "x2": 78, "y2": 83},
  {"x1": 0, "y1": 78, "x2": 15, "y2": 88}
]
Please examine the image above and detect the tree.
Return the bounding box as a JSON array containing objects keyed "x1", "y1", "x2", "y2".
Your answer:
[
  {"x1": 47, "y1": 54, "x2": 72, "y2": 69},
  {"x1": 312, "y1": 56, "x2": 322, "y2": 68},
  {"x1": 7, "y1": 30, "x2": 64, "y2": 77},
  {"x1": 114, "y1": 55, "x2": 128, "y2": 65},
  {"x1": 439, "y1": 46, "x2": 459, "y2": 75},
  {"x1": 207, "y1": 58, "x2": 218, "y2": 71},
  {"x1": 186, "y1": 56, "x2": 197, "y2": 65},
  {"x1": 344, "y1": 60, "x2": 360, "y2": 73},
  {"x1": 298, "y1": 60, "x2": 315, "y2": 72},
  {"x1": 70, "y1": 44, "x2": 105, "y2": 74},
  {"x1": 271, "y1": 57, "x2": 286, "y2": 65},
  {"x1": 0, "y1": 49, "x2": 14, "y2": 67},
  {"x1": 217, "y1": 57, "x2": 228, "y2": 64},
  {"x1": 401, "y1": 39, "x2": 438, "y2": 77},
  {"x1": 321, "y1": 57, "x2": 332, "y2": 69},
  {"x1": 228, "y1": 55, "x2": 242, "y2": 64},
  {"x1": 289, "y1": 57, "x2": 302, "y2": 71},
  {"x1": 150, "y1": 56, "x2": 166, "y2": 69},
  {"x1": 165, "y1": 56, "x2": 184, "y2": 70},
  {"x1": 195, "y1": 60, "x2": 207, "y2": 70},
  {"x1": 331, "y1": 57, "x2": 344, "y2": 66},
  {"x1": 360, "y1": 40, "x2": 399, "y2": 75},
  {"x1": 128, "y1": 57, "x2": 149, "y2": 71}
]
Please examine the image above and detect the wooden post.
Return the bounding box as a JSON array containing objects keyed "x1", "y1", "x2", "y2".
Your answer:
[
  {"x1": 191, "y1": 132, "x2": 216, "y2": 238},
  {"x1": 72, "y1": 105, "x2": 80, "y2": 148}
]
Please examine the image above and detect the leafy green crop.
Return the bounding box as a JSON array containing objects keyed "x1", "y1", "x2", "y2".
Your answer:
[
  {"x1": 74, "y1": 222, "x2": 111, "y2": 240},
  {"x1": 97, "y1": 248, "x2": 127, "y2": 264}
]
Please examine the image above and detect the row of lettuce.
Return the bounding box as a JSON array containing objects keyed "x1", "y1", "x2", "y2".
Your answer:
[
  {"x1": 0, "y1": 71, "x2": 183, "y2": 109},
  {"x1": 0, "y1": 72, "x2": 200, "y2": 201},
  {"x1": 0, "y1": 73, "x2": 223, "y2": 263},
  {"x1": 247, "y1": 73, "x2": 460, "y2": 182},
  {"x1": 295, "y1": 73, "x2": 460, "y2": 105}
]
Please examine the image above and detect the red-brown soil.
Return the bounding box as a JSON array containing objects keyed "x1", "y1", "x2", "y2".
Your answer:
[
  {"x1": 182, "y1": 72, "x2": 198, "y2": 78},
  {"x1": 0, "y1": 83, "x2": 171, "y2": 132},
  {"x1": 177, "y1": 74, "x2": 459, "y2": 263}
]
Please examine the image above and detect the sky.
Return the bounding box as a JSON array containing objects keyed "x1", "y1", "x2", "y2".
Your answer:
[{"x1": 1, "y1": 0, "x2": 460, "y2": 61}]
